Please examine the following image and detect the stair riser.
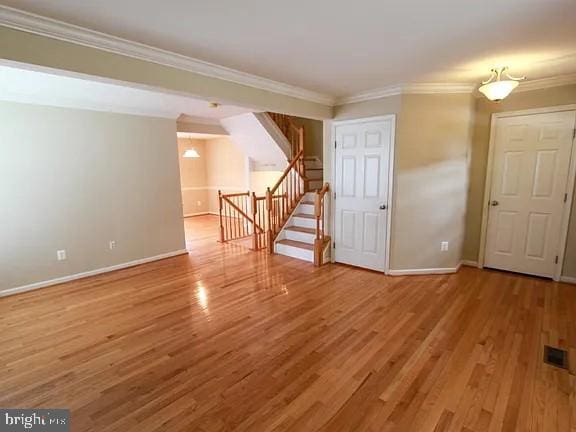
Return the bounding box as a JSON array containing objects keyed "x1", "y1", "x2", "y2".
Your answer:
[
  {"x1": 308, "y1": 180, "x2": 323, "y2": 191},
  {"x1": 284, "y1": 230, "x2": 316, "y2": 243},
  {"x1": 304, "y1": 160, "x2": 322, "y2": 170},
  {"x1": 291, "y1": 216, "x2": 316, "y2": 229},
  {"x1": 275, "y1": 243, "x2": 314, "y2": 262},
  {"x1": 298, "y1": 203, "x2": 315, "y2": 215},
  {"x1": 306, "y1": 170, "x2": 323, "y2": 180}
]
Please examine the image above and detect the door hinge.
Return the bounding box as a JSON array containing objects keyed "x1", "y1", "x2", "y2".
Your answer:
[
  {"x1": 573, "y1": 128, "x2": 576, "y2": 140},
  {"x1": 564, "y1": 193, "x2": 568, "y2": 203},
  {"x1": 333, "y1": 241, "x2": 336, "y2": 249},
  {"x1": 334, "y1": 141, "x2": 337, "y2": 149},
  {"x1": 555, "y1": 256, "x2": 559, "y2": 264}
]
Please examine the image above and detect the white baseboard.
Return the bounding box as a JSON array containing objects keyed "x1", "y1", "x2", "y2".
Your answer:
[
  {"x1": 559, "y1": 276, "x2": 576, "y2": 285},
  {"x1": 461, "y1": 260, "x2": 479, "y2": 267},
  {"x1": 388, "y1": 263, "x2": 461, "y2": 276},
  {"x1": 0, "y1": 249, "x2": 189, "y2": 298}
]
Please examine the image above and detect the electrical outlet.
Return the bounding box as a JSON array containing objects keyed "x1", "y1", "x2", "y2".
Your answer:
[
  {"x1": 197, "y1": 201, "x2": 202, "y2": 207},
  {"x1": 440, "y1": 241, "x2": 449, "y2": 252},
  {"x1": 109, "y1": 240, "x2": 116, "y2": 250},
  {"x1": 56, "y1": 249, "x2": 67, "y2": 261}
]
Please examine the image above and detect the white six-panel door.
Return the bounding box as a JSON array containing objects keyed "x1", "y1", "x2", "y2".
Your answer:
[
  {"x1": 334, "y1": 117, "x2": 394, "y2": 271},
  {"x1": 484, "y1": 111, "x2": 576, "y2": 277}
]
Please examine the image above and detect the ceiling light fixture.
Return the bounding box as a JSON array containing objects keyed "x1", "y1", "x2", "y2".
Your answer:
[
  {"x1": 478, "y1": 67, "x2": 525, "y2": 102},
  {"x1": 183, "y1": 149, "x2": 200, "y2": 158}
]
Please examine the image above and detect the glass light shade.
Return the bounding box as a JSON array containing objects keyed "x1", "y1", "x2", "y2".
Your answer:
[
  {"x1": 478, "y1": 80, "x2": 519, "y2": 101},
  {"x1": 183, "y1": 149, "x2": 200, "y2": 158}
]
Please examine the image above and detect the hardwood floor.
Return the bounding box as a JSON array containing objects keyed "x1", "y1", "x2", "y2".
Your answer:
[{"x1": 1, "y1": 215, "x2": 574, "y2": 431}]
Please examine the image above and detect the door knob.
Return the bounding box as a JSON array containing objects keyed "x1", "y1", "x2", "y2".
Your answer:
[
  {"x1": 490, "y1": 200, "x2": 499, "y2": 207},
  {"x1": 379, "y1": 204, "x2": 387, "y2": 210}
]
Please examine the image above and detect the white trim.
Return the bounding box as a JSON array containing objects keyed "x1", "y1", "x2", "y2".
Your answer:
[
  {"x1": 0, "y1": 5, "x2": 335, "y2": 106},
  {"x1": 3, "y1": 5, "x2": 575, "y2": 109},
  {"x1": 336, "y1": 83, "x2": 475, "y2": 105},
  {"x1": 330, "y1": 115, "x2": 396, "y2": 274},
  {"x1": 559, "y1": 276, "x2": 576, "y2": 285},
  {"x1": 489, "y1": 105, "x2": 576, "y2": 119},
  {"x1": 513, "y1": 74, "x2": 576, "y2": 93},
  {"x1": 339, "y1": 74, "x2": 576, "y2": 106},
  {"x1": 462, "y1": 260, "x2": 479, "y2": 267},
  {"x1": 388, "y1": 264, "x2": 461, "y2": 276},
  {"x1": 478, "y1": 105, "x2": 576, "y2": 282},
  {"x1": 0, "y1": 249, "x2": 189, "y2": 298},
  {"x1": 177, "y1": 115, "x2": 221, "y2": 126},
  {"x1": 184, "y1": 212, "x2": 209, "y2": 217},
  {"x1": 181, "y1": 186, "x2": 246, "y2": 192}
]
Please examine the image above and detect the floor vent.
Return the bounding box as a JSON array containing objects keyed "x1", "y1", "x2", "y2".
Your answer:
[{"x1": 544, "y1": 345, "x2": 568, "y2": 369}]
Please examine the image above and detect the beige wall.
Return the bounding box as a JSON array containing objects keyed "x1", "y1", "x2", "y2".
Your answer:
[
  {"x1": 333, "y1": 95, "x2": 403, "y2": 120},
  {"x1": 177, "y1": 120, "x2": 228, "y2": 135},
  {"x1": 463, "y1": 85, "x2": 576, "y2": 277},
  {"x1": 330, "y1": 93, "x2": 473, "y2": 271},
  {"x1": 177, "y1": 137, "x2": 248, "y2": 216},
  {"x1": 0, "y1": 27, "x2": 332, "y2": 119},
  {"x1": 178, "y1": 138, "x2": 209, "y2": 216},
  {"x1": 292, "y1": 116, "x2": 324, "y2": 159},
  {"x1": 250, "y1": 171, "x2": 283, "y2": 196},
  {"x1": 392, "y1": 94, "x2": 474, "y2": 270},
  {"x1": 205, "y1": 137, "x2": 249, "y2": 213},
  {"x1": 0, "y1": 101, "x2": 186, "y2": 292}
]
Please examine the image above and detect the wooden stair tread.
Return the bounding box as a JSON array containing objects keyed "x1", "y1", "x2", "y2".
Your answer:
[
  {"x1": 276, "y1": 239, "x2": 314, "y2": 250},
  {"x1": 285, "y1": 226, "x2": 315, "y2": 234},
  {"x1": 293, "y1": 213, "x2": 315, "y2": 219},
  {"x1": 305, "y1": 167, "x2": 323, "y2": 171},
  {"x1": 301, "y1": 201, "x2": 315, "y2": 205}
]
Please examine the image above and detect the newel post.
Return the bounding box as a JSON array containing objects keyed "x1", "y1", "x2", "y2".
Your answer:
[
  {"x1": 251, "y1": 192, "x2": 258, "y2": 250},
  {"x1": 218, "y1": 190, "x2": 225, "y2": 242},
  {"x1": 266, "y1": 187, "x2": 274, "y2": 254},
  {"x1": 314, "y1": 191, "x2": 322, "y2": 266}
]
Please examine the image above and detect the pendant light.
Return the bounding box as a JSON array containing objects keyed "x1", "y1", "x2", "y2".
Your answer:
[{"x1": 478, "y1": 67, "x2": 525, "y2": 101}]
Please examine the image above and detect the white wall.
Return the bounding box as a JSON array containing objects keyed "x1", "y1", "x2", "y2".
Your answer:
[{"x1": 0, "y1": 101, "x2": 186, "y2": 293}]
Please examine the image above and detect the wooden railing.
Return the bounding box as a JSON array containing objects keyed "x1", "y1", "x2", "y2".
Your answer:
[
  {"x1": 266, "y1": 148, "x2": 306, "y2": 253},
  {"x1": 218, "y1": 191, "x2": 265, "y2": 249},
  {"x1": 268, "y1": 112, "x2": 304, "y2": 161},
  {"x1": 251, "y1": 193, "x2": 269, "y2": 250},
  {"x1": 219, "y1": 113, "x2": 311, "y2": 255},
  {"x1": 313, "y1": 183, "x2": 330, "y2": 266}
]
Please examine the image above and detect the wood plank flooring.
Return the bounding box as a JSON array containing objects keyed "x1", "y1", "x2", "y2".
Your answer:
[{"x1": 1, "y1": 215, "x2": 575, "y2": 431}]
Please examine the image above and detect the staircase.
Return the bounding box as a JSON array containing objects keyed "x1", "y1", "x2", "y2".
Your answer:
[
  {"x1": 275, "y1": 191, "x2": 331, "y2": 263},
  {"x1": 218, "y1": 112, "x2": 330, "y2": 266}
]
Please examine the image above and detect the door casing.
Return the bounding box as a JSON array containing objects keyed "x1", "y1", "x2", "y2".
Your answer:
[
  {"x1": 330, "y1": 115, "x2": 396, "y2": 273},
  {"x1": 478, "y1": 105, "x2": 576, "y2": 281}
]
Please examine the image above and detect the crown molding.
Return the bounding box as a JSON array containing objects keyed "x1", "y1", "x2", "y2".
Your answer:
[
  {"x1": 336, "y1": 82, "x2": 476, "y2": 105},
  {"x1": 515, "y1": 73, "x2": 576, "y2": 93},
  {"x1": 0, "y1": 5, "x2": 336, "y2": 106},
  {"x1": 471, "y1": 73, "x2": 576, "y2": 98}
]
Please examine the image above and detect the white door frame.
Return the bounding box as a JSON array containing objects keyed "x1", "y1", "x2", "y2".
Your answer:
[
  {"x1": 478, "y1": 104, "x2": 576, "y2": 281},
  {"x1": 329, "y1": 115, "x2": 396, "y2": 273}
]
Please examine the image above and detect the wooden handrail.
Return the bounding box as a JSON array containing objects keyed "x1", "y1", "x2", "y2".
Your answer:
[
  {"x1": 270, "y1": 149, "x2": 304, "y2": 194},
  {"x1": 222, "y1": 195, "x2": 263, "y2": 233}
]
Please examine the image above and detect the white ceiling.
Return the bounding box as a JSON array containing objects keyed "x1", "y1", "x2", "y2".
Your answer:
[
  {"x1": 2, "y1": 0, "x2": 575, "y2": 100},
  {"x1": 0, "y1": 64, "x2": 252, "y2": 119}
]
